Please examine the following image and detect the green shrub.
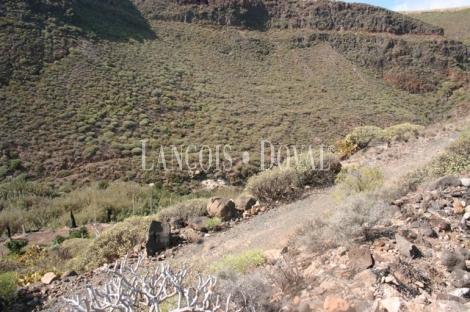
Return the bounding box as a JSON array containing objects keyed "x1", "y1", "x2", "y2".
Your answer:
[
  {"x1": 245, "y1": 168, "x2": 299, "y2": 204},
  {"x1": 53, "y1": 235, "x2": 67, "y2": 245},
  {"x1": 83, "y1": 145, "x2": 98, "y2": 158},
  {"x1": 339, "y1": 123, "x2": 424, "y2": 155},
  {"x1": 5, "y1": 239, "x2": 28, "y2": 255},
  {"x1": 402, "y1": 128, "x2": 470, "y2": 191},
  {"x1": 0, "y1": 166, "x2": 10, "y2": 178},
  {"x1": 379, "y1": 123, "x2": 424, "y2": 141},
  {"x1": 335, "y1": 139, "x2": 358, "y2": 157},
  {"x1": 71, "y1": 217, "x2": 151, "y2": 272},
  {"x1": 157, "y1": 198, "x2": 207, "y2": 221},
  {"x1": 131, "y1": 147, "x2": 142, "y2": 155},
  {"x1": 333, "y1": 165, "x2": 384, "y2": 202},
  {"x1": 57, "y1": 170, "x2": 73, "y2": 178},
  {"x1": 9, "y1": 159, "x2": 21, "y2": 171},
  {"x1": 0, "y1": 272, "x2": 18, "y2": 306},
  {"x1": 68, "y1": 226, "x2": 89, "y2": 239},
  {"x1": 291, "y1": 192, "x2": 393, "y2": 254},
  {"x1": 209, "y1": 249, "x2": 266, "y2": 279},
  {"x1": 288, "y1": 152, "x2": 341, "y2": 187},
  {"x1": 205, "y1": 217, "x2": 221, "y2": 231},
  {"x1": 345, "y1": 126, "x2": 382, "y2": 149}
]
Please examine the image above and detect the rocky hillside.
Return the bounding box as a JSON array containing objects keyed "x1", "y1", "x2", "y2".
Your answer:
[
  {"x1": 0, "y1": 0, "x2": 469, "y2": 188},
  {"x1": 8, "y1": 136, "x2": 470, "y2": 311}
]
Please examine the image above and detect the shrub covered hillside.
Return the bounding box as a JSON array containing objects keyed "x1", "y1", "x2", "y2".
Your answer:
[
  {"x1": 408, "y1": 7, "x2": 470, "y2": 44},
  {"x1": 0, "y1": 0, "x2": 469, "y2": 190}
]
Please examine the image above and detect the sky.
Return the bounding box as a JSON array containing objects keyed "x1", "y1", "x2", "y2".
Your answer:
[{"x1": 344, "y1": 0, "x2": 470, "y2": 11}]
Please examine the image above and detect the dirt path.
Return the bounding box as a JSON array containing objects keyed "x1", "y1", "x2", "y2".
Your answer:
[
  {"x1": 3, "y1": 125, "x2": 459, "y2": 261},
  {"x1": 178, "y1": 125, "x2": 461, "y2": 262}
]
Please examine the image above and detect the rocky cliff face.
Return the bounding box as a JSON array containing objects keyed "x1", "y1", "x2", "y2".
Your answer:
[
  {"x1": 266, "y1": 0, "x2": 443, "y2": 35},
  {"x1": 135, "y1": 0, "x2": 443, "y2": 35}
]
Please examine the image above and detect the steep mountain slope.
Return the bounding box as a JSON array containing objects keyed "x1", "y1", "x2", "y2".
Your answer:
[{"x1": 0, "y1": 0, "x2": 468, "y2": 189}]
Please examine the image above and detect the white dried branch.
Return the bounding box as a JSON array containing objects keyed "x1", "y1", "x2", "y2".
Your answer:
[{"x1": 63, "y1": 255, "x2": 239, "y2": 312}]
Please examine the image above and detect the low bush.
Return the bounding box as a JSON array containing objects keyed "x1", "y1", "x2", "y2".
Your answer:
[
  {"x1": 291, "y1": 191, "x2": 394, "y2": 254},
  {"x1": 289, "y1": 152, "x2": 341, "y2": 187},
  {"x1": 244, "y1": 168, "x2": 299, "y2": 204},
  {"x1": 71, "y1": 217, "x2": 151, "y2": 272},
  {"x1": 379, "y1": 123, "x2": 424, "y2": 141},
  {"x1": 338, "y1": 123, "x2": 424, "y2": 155},
  {"x1": 209, "y1": 249, "x2": 266, "y2": 280},
  {"x1": 68, "y1": 226, "x2": 89, "y2": 239},
  {"x1": 267, "y1": 255, "x2": 305, "y2": 295},
  {"x1": 0, "y1": 272, "x2": 17, "y2": 307},
  {"x1": 345, "y1": 126, "x2": 382, "y2": 149},
  {"x1": 402, "y1": 127, "x2": 470, "y2": 191},
  {"x1": 157, "y1": 198, "x2": 207, "y2": 221},
  {"x1": 5, "y1": 239, "x2": 28, "y2": 255},
  {"x1": 218, "y1": 270, "x2": 279, "y2": 311},
  {"x1": 204, "y1": 217, "x2": 221, "y2": 231},
  {"x1": 333, "y1": 165, "x2": 384, "y2": 202},
  {"x1": 53, "y1": 235, "x2": 67, "y2": 245}
]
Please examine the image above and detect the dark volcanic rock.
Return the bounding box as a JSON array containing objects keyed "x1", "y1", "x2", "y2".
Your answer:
[{"x1": 145, "y1": 221, "x2": 171, "y2": 256}]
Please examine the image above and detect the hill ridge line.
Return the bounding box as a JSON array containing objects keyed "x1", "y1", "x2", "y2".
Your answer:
[{"x1": 400, "y1": 5, "x2": 470, "y2": 14}]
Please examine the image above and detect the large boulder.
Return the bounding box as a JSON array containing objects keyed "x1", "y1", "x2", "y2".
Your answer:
[
  {"x1": 425, "y1": 175, "x2": 461, "y2": 191},
  {"x1": 187, "y1": 216, "x2": 209, "y2": 232},
  {"x1": 145, "y1": 221, "x2": 171, "y2": 257},
  {"x1": 207, "y1": 197, "x2": 237, "y2": 221},
  {"x1": 234, "y1": 195, "x2": 257, "y2": 211}
]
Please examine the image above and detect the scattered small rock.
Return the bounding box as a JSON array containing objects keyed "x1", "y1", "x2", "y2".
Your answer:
[
  {"x1": 454, "y1": 201, "x2": 465, "y2": 214},
  {"x1": 450, "y1": 269, "x2": 470, "y2": 288},
  {"x1": 323, "y1": 295, "x2": 350, "y2": 312},
  {"x1": 449, "y1": 288, "x2": 470, "y2": 297},
  {"x1": 380, "y1": 297, "x2": 407, "y2": 312},
  {"x1": 430, "y1": 217, "x2": 451, "y2": 232},
  {"x1": 298, "y1": 302, "x2": 311, "y2": 312},
  {"x1": 395, "y1": 234, "x2": 420, "y2": 259},
  {"x1": 347, "y1": 247, "x2": 373, "y2": 270},
  {"x1": 441, "y1": 249, "x2": 466, "y2": 272},
  {"x1": 41, "y1": 272, "x2": 59, "y2": 285},
  {"x1": 461, "y1": 178, "x2": 470, "y2": 187},
  {"x1": 353, "y1": 269, "x2": 377, "y2": 288}
]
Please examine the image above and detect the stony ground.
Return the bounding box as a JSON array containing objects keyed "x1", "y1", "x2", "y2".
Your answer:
[{"x1": 10, "y1": 122, "x2": 470, "y2": 311}]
